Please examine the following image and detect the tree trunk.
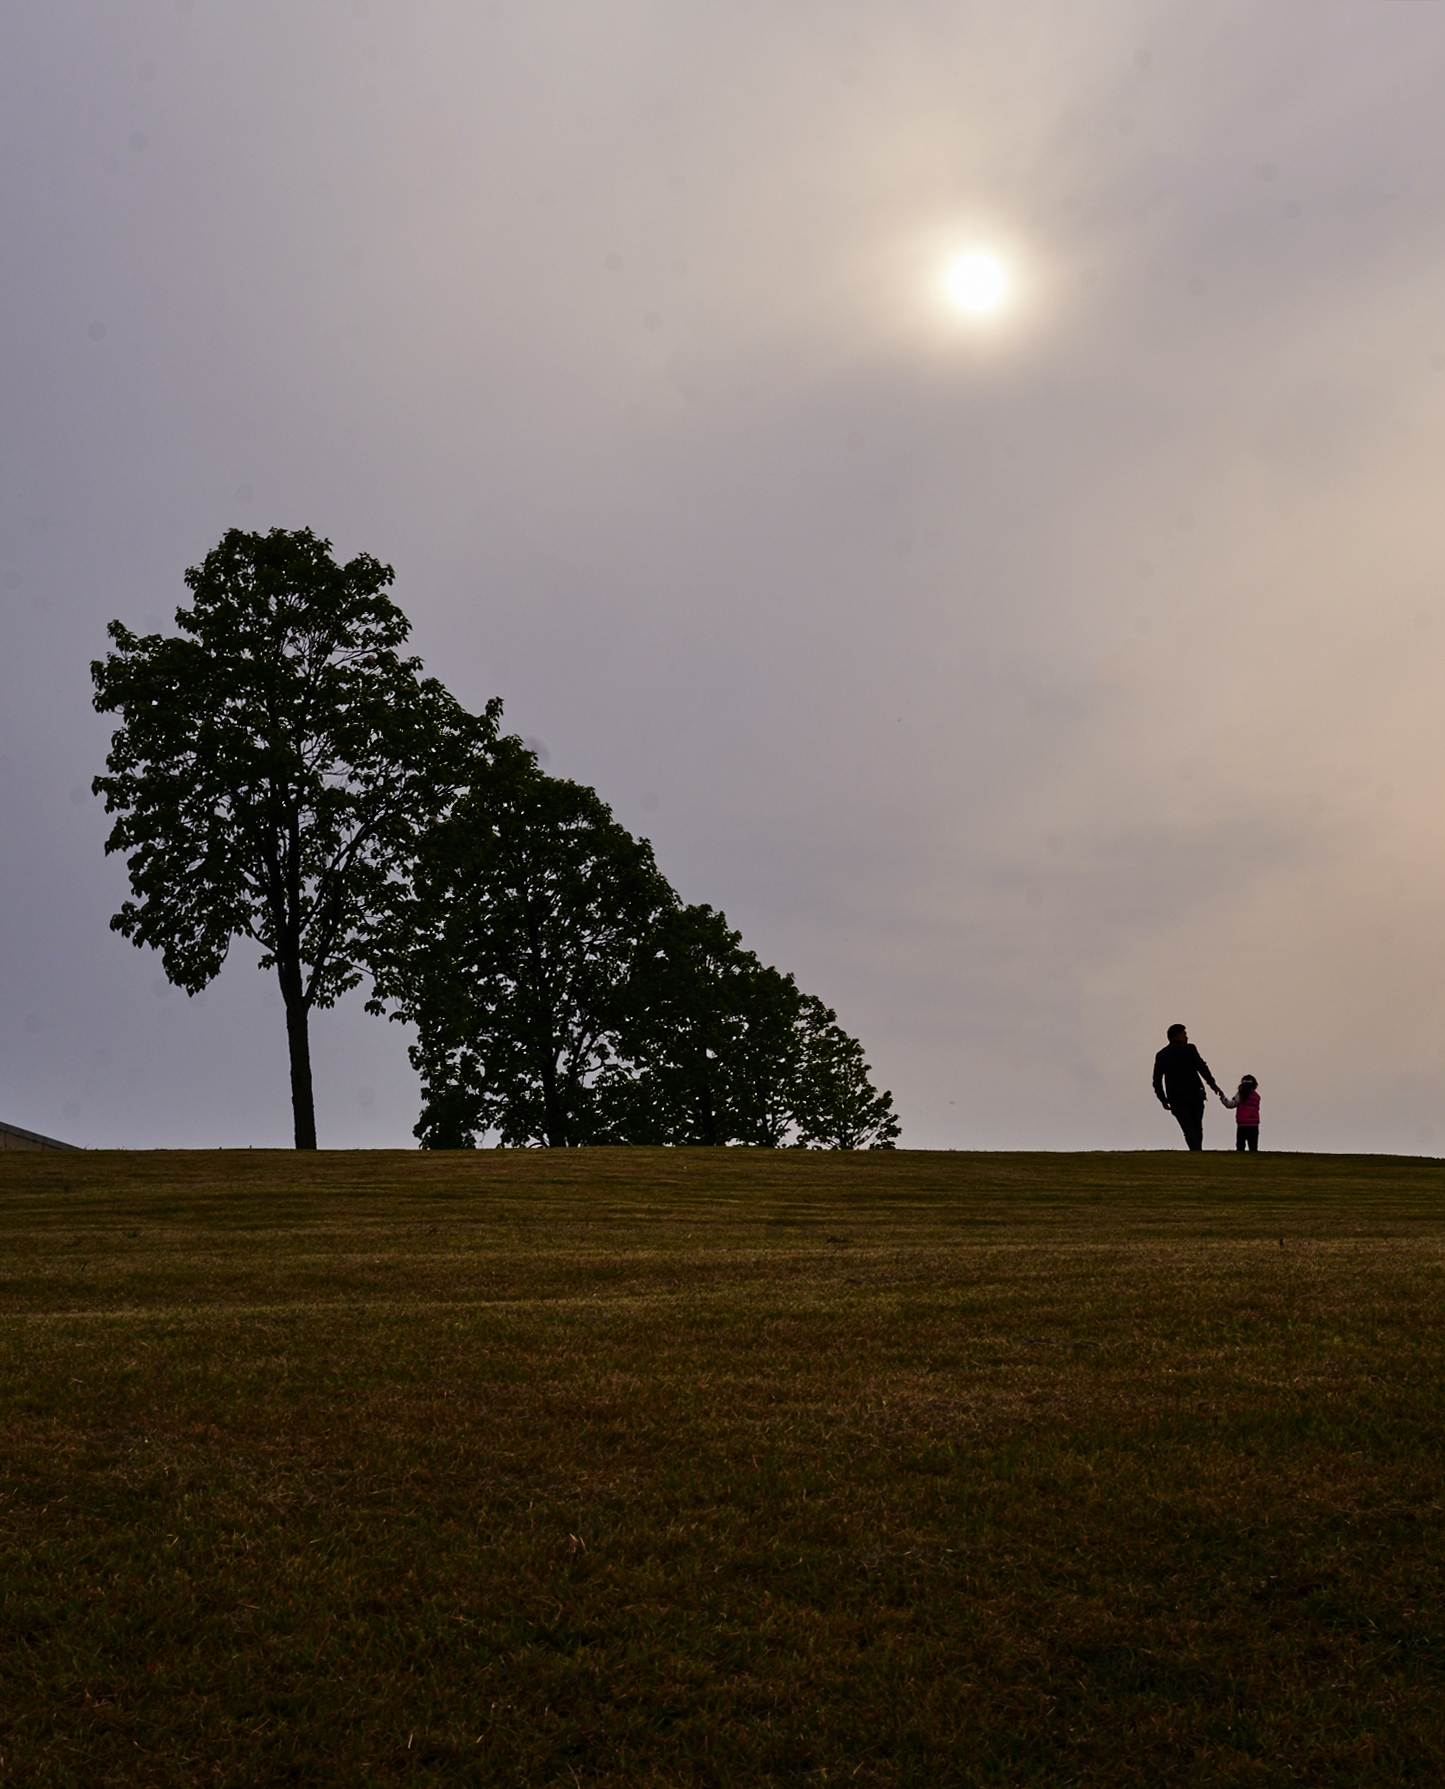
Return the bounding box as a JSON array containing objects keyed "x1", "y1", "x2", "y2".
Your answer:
[
  {"x1": 283, "y1": 985, "x2": 317, "y2": 1149},
  {"x1": 697, "y1": 1078, "x2": 717, "y2": 1147},
  {"x1": 540, "y1": 1052, "x2": 565, "y2": 1149}
]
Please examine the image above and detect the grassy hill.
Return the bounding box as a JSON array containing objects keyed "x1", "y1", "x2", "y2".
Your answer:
[{"x1": 3, "y1": 1147, "x2": 1444, "y2": 1785}]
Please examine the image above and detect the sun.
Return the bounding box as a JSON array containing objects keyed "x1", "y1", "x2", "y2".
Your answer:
[{"x1": 944, "y1": 251, "x2": 1009, "y2": 316}]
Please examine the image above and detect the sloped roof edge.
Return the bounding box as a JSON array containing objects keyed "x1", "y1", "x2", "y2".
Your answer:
[{"x1": 1, "y1": 1119, "x2": 82, "y2": 1151}]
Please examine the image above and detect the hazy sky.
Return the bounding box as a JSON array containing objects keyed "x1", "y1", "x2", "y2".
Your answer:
[{"x1": 4, "y1": 0, "x2": 1445, "y2": 1153}]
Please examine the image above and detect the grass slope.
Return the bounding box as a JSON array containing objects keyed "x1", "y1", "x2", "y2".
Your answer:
[{"x1": 3, "y1": 1147, "x2": 1444, "y2": 1786}]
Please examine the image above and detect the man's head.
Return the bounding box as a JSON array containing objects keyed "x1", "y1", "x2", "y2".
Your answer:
[{"x1": 1167, "y1": 1023, "x2": 1188, "y2": 1042}]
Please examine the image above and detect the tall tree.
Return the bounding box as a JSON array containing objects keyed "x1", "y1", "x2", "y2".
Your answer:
[
  {"x1": 91, "y1": 526, "x2": 491, "y2": 1148},
  {"x1": 371, "y1": 751, "x2": 678, "y2": 1148},
  {"x1": 602, "y1": 904, "x2": 762, "y2": 1146}
]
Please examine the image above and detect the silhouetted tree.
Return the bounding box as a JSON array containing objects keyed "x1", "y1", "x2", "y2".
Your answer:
[
  {"x1": 91, "y1": 526, "x2": 491, "y2": 1148},
  {"x1": 371, "y1": 751, "x2": 678, "y2": 1148},
  {"x1": 791, "y1": 994, "x2": 900, "y2": 1149},
  {"x1": 597, "y1": 904, "x2": 759, "y2": 1145},
  {"x1": 604, "y1": 904, "x2": 898, "y2": 1149}
]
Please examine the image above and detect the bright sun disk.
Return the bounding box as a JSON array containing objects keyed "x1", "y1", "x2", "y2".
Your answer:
[{"x1": 945, "y1": 252, "x2": 1008, "y2": 314}]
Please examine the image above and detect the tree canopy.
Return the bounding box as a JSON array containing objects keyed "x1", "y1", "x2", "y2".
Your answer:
[
  {"x1": 375, "y1": 789, "x2": 900, "y2": 1150},
  {"x1": 369, "y1": 748, "x2": 677, "y2": 1149},
  {"x1": 91, "y1": 526, "x2": 491, "y2": 1148},
  {"x1": 606, "y1": 906, "x2": 899, "y2": 1149}
]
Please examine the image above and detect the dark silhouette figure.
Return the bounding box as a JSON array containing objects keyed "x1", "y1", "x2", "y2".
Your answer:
[
  {"x1": 1152, "y1": 1023, "x2": 1223, "y2": 1150},
  {"x1": 1222, "y1": 1074, "x2": 1261, "y2": 1151}
]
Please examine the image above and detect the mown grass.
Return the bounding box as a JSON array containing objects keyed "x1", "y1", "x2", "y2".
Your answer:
[{"x1": 3, "y1": 1147, "x2": 1444, "y2": 1786}]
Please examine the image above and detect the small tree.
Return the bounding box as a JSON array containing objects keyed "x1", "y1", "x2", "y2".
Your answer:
[
  {"x1": 91, "y1": 526, "x2": 491, "y2": 1148},
  {"x1": 791, "y1": 995, "x2": 900, "y2": 1149},
  {"x1": 726, "y1": 964, "x2": 813, "y2": 1147},
  {"x1": 605, "y1": 906, "x2": 898, "y2": 1148},
  {"x1": 372, "y1": 751, "x2": 678, "y2": 1148}
]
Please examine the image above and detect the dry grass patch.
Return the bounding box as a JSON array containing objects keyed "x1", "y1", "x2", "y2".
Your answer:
[{"x1": 2, "y1": 1148, "x2": 1444, "y2": 1785}]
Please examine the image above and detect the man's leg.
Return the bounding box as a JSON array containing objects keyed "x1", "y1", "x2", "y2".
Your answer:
[{"x1": 1174, "y1": 1103, "x2": 1205, "y2": 1151}]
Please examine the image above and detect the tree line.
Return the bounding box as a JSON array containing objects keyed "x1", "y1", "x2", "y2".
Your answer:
[{"x1": 91, "y1": 527, "x2": 899, "y2": 1152}]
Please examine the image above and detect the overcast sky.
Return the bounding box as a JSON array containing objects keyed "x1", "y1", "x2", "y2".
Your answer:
[{"x1": 4, "y1": 0, "x2": 1445, "y2": 1153}]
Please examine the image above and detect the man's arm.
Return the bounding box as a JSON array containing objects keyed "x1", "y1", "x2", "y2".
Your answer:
[
  {"x1": 1152, "y1": 1050, "x2": 1169, "y2": 1106},
  {"x1": 1194, "y1": 1048, "x2": 1222, "y2": 1094}
]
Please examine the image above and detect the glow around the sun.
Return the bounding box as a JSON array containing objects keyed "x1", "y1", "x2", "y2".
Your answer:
[{"x1": 944, "y1": 251, "x2": 1009, "y2": 315}]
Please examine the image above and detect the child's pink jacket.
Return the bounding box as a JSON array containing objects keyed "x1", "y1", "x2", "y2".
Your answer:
[{"x1": 1225, "y1": 1090, "x2": 1261, "y2": 1126}]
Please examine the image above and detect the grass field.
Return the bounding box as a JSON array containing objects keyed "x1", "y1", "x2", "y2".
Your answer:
[{"x1": 3, "y1": 1146, "x2": 1445, "y2": 1786}]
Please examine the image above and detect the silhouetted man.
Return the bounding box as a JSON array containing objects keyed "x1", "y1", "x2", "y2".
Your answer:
[{"x1": 1153, "y1": 1023, "x2": 1222, "y2": 1151}]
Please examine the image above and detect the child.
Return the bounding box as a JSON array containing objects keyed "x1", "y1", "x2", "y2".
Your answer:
[{"x1": 1221, "y1": 1075, "x2": 1261, "y2": 1151}]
